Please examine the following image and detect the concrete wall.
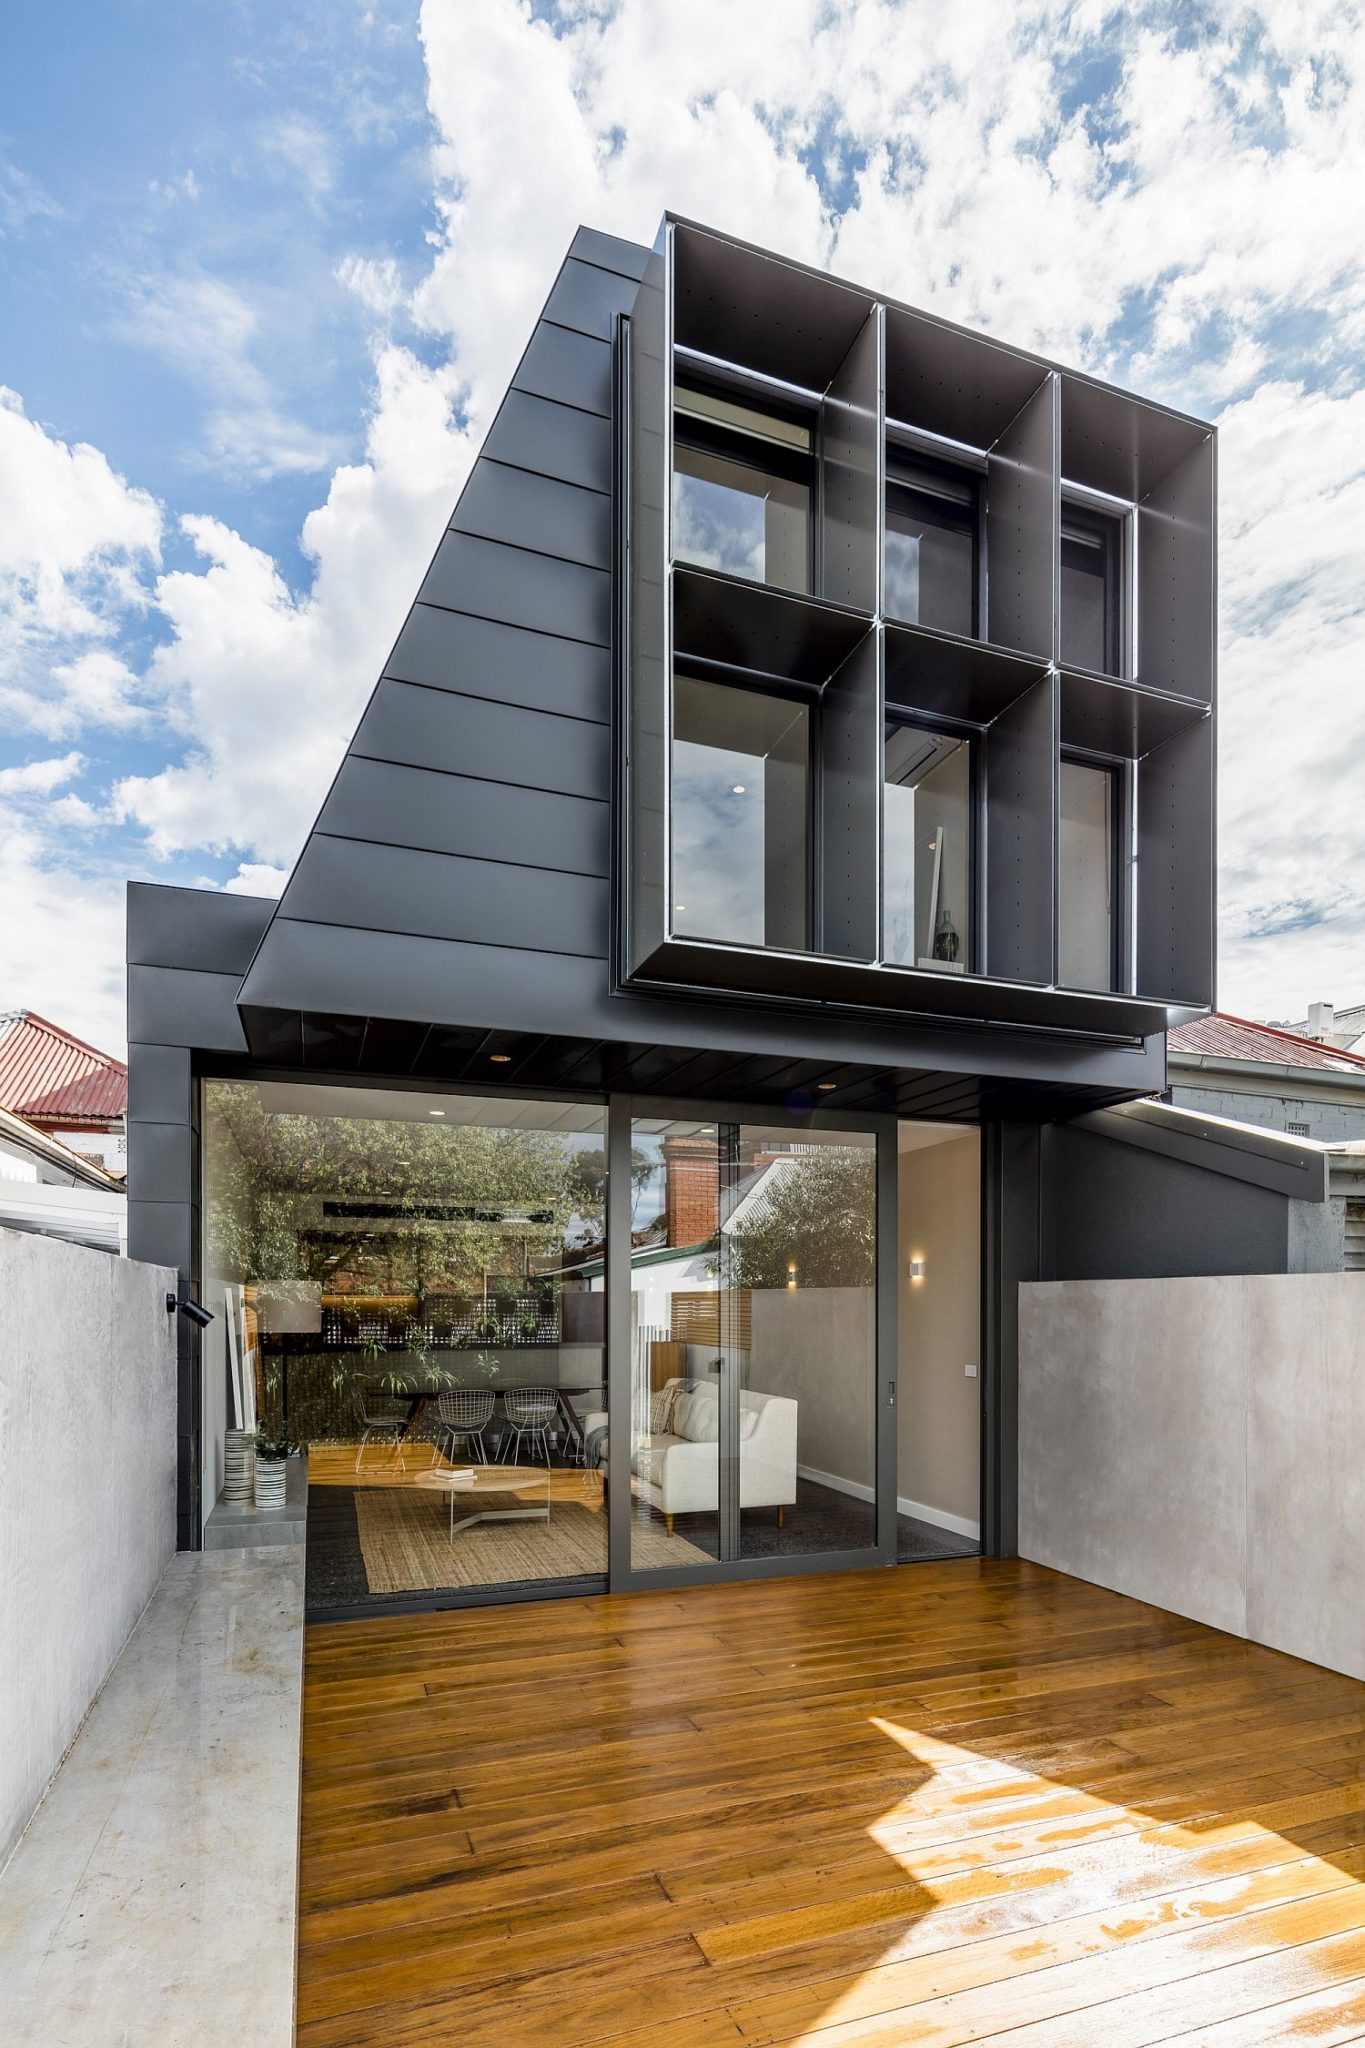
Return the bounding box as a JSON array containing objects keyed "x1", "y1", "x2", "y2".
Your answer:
[
  {"x1": 0, "y1": 1228, "x2": 177, "y2": 1868},
  {"x1": 899, "y1": 1132, "x2": 981, "y2": 1535},
  {"x1": 1019, "y1": 1272, "x2": 1365, "y2": 1679}
]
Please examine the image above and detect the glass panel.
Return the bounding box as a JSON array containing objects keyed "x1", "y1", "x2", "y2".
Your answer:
[
  {"x1": 884, "y1": 469, "x2": 977, "y2": 637},
  {"x1": 201, "y1": 1082, "x2": 607, "y2": 1610},
  {"x1": 735, "y1": 1129, "x2": 878, "y2": 1558},
  {"x1": 1060, "y1": 509, "x2": 1121, "y2": 674},
  {"x1": 625, "y1": 1118, "x2": 879, "y2": 1568},
  {"x1": 1059, "y1": 760, "x2": 1116, "y2": 989},
  {"x1": 671, "y1": 674, "x2": 809, "y2": 950},
  {"x1": 673, "y1": 442, "x2": 810, "y2": 590},
  {"x1": 627, "y1": 1118, "x2": 723, "y2": 1569},
  {"x1": 883, "y1": 725, "x2": 972, "y2": 970}
]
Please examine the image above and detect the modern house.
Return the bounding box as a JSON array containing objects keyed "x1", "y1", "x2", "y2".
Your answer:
[{"x1": 126, "y1": 215, "x2": 1335, "y2": 1606}]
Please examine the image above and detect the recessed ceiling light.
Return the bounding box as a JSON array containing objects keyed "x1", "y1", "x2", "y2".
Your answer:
[
  {"x1": 731, "y1": 783, "x2": 747, "y2": 795},
  {"x1": 490, "y1": 1053, "x2": 512, "y2": 1063},
  {"x1": 429, "y1": 1108, "x2": 446, "y2": 1117},
  {"x1": 817, "y1": 1082, "x2": 837, "y2": 1091}
]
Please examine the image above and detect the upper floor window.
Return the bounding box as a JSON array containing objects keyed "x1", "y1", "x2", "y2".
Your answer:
[
  {"x1": 673, "y1": 381, "x2": 814, "y2": 593},
  {"x1": 883, "y1": 721, "x2": 973, "y2": 971},
  {"x1": 884, "y1": 453, "x2": 979, "y2": 638},
  {"x1": 671, "y1": 671, "x2": 810, "y2": 952},
  {"x1": 1060, "y1": 502, "x2": 1124, "y2": 675},
  {"x1": 1058, "y1": 756, "x2": 1120, "y2": 990}
]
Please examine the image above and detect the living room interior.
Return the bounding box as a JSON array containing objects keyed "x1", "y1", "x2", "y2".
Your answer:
[{"x1": 201, "y1": 1080, "x2": 980, "y2": 1616}]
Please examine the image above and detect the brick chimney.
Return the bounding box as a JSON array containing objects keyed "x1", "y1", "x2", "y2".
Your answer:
[{"x1": 662, "y1": 1135, "x2": 719, "y2": 1246}]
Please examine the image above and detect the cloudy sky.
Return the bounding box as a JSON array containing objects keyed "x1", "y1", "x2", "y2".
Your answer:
[{"x1": 2, "y1": 0, "x2": 1363, "y2": 1054}]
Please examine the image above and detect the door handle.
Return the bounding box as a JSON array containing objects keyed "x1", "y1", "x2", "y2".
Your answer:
[{"x1": 888, "y1": 1380, "x2": 896, "y2": 1407}]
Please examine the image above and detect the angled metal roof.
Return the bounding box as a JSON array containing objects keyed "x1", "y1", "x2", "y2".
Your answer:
[
  {"x1": 1168, "y1": 1011, "x2": 1365, "y2": 1076},
  {"x1": 0, "y1": 1011, "x2": 127, "y2": 1125}
]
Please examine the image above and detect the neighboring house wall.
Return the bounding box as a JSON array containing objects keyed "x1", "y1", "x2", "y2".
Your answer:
[
  {"x1": 1018, "y1": 1273, "x2": 1365, "y2": 1681},
  {"x1": 0, "y1": 1228, "x2": 177, "y2": 1868},
  {"x1": 1170, "y1": 1080, "x2": 1365, "y2": 1146}
]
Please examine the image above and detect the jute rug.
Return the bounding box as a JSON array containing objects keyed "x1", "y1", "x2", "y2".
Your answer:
[{"x1": 355, "y1": 1484, "x2": 710, "y2": 1592}]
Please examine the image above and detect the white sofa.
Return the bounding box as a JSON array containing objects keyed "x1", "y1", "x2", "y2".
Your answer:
[{"x1": 582, "y1": 1376, "x2": 797, "y2": 1534}]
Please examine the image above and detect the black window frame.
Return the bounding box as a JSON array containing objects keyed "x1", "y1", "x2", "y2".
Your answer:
[
  {"x1": 1058, "y1": 747, "x2": 1127, "y2": 993},
  {"x1": 881, "y1": 704, "x2": 981, "y2": 975},
  {"x1": 669, "y1": 657, "x2": 820, "y2": 956},
  {"x1": 1060, "y1": 498, "x2": 1125, "y2": 678},
  {"x1": 672, "y1": 368, "x2": 820, "y2": 597},
  {"x1": 883, "y1": 443, "x2": 984, "y2": 641}
]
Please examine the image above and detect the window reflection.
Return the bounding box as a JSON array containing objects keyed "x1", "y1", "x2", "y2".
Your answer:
[
  {"x1": 883, "y1": 724, "x2": 972, "y2": 971},
  {"x1": 1060, "y1": 503, "x2": 1123, "y2": 675},
  {"x1": 671, "y1": 673, "x2": 809, "y2": 950},
  {"x1": 673, "y1": 381, "x2": 813, "y2": 592},
  {"x1": 884, "y1": 456, "x2": 978, "y2": 637}
]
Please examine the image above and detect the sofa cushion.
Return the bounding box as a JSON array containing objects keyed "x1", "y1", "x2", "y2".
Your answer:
[
  {"x1": 674, "y1": 1386, "x2": 719, "y2": 1443},
  {"x1": 632, "y1": 1433, "x2": 683, "y2": 1487},
  {"x1": 649, "y1": 1382, "x2": 681, "y2": 1434}
]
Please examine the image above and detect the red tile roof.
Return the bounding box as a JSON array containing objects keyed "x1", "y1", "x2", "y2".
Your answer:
[
  {"x1": 1168, "y1": 1012, "x2": 1365, "y2": 1075},
  {"x1": 0, "y1": 1011, "x2": 127, "y2": 1127}
]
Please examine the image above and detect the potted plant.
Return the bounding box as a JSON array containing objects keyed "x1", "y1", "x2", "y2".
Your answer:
[
  {"x1": 518, "y1": 1310, "x2": 540, "y2": 1344},
  {"x1": 473, "y1": 1305, "x2": 500, "y2": 1343},
  {"x1": 254, "y1": 1430, "x2": 297, "y2": 1511}
]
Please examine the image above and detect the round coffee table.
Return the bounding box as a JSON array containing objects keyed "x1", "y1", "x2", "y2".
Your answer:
[{"x1": 413, "y1": 1464, "x2": 551, "y2": 1541}]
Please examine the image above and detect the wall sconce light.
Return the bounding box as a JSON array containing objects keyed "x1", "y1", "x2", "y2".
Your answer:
[
  {"x1": 908, "y1": 1257, "x2": 925, "y2": 1282},
  {"x1": 786, "y1": 1261, "x2": 798, "y2": 1290}
]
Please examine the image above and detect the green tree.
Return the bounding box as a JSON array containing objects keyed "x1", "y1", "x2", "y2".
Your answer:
[{"x1": 723, "y1": 1148, "x2": 876, "y2": 1291}]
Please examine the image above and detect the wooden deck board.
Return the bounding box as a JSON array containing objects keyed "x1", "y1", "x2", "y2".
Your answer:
[{"x1": 297, "y1": 1558, "x2": 1365, "y2": 2046}]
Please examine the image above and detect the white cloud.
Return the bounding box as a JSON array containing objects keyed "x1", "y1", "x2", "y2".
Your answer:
[
  {"x1": 0, "y1": 752, "x2": 85, "y2": 796},
  {"x1": 263, "y1": 117, "x2": 338, "y2": 206},
  {"x1": 0, "y1": 806, "x2": 127, "y2": 1055},
  {"x1": 4, "y1": 0, "x2": 1365, "y2": 1034},
  {"x1": 0, "y1": 390, "x2": 161, "y2": 735},
  {"x1": 336, "y1": 252, "x2": 405, "y2": 321},
  {"x1": 223, "y1": 862, "x2": 290, "y2": 896},
  {"x1": 114, "y1": 342, "x2": 476, "y2": 863},
  {"x1": 116, "y1": 272, "x2": 342, "y2": 479}
]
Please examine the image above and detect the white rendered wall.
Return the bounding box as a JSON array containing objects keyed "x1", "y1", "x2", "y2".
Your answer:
[
  {"x1": 1019, "y1": 1272, "x2": 1365, "y2": 1679},
  {"x1": 0, "y1": 1227, "x2": 177, "y2": 1868}
]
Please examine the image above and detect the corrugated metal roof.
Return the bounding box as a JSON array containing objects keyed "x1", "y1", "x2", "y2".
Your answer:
[
  {"x1": 1168, "y1": 1012, "x2": 1365, "y2": 1075},
  {"x1": 0, "y1": 1011, "x2": 127, "y2": 1125}
]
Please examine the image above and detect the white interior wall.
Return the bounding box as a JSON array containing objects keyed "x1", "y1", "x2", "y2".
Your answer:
[
  {"x1": 898, "y1": 1126, "x2": 982, "y2": 1536},
  {"x1": 0, "y1": 1228, "x2": 177, "y2": 1870}
]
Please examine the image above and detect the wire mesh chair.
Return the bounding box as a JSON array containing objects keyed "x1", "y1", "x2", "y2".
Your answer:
[
  {"x1": 352, "y1": 1386, "x2": 411, "y2": 1472},
  {"x1": 502, "y1": 1387, "x2": 558, "y2": 1466},
  {"x1": 433, "y1": 1390, "x2": 495, "y2": 1467}
]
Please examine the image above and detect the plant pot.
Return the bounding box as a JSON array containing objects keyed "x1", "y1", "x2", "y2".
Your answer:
[
  {"x1": 255, "y1": 1459, "x2": 288, "y2": 1511},
  {"x1": 223, "y1": 1428, "x2": 255, "y2": 1506}
]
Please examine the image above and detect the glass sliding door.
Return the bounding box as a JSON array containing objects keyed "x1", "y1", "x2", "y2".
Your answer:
[
  {"x1": 200, "y1": 1081, "x2": 608, "y2": 1613},
  {"x1": 734, "y1": 1128, "x2": 877, "y2": 1558},
  {"x1": 622, "y1": 1109, "x2": 882, "y2": 1574}
]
